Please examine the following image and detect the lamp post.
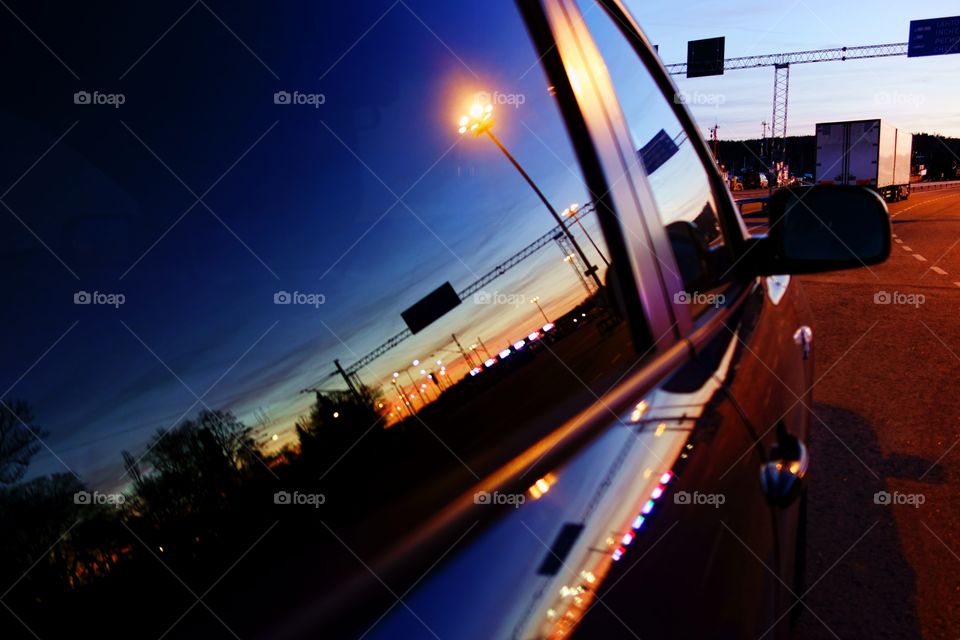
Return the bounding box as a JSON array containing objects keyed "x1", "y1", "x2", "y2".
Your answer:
[
  {"x1": 530, "y1": 296, "x2": 549, "y2": 324},
  {"x1": 458, "y1": 101, "x2": 602, "y2": 289},
  {"x1": 563, "y1": 203, "x2": 609, "y2": 268}
]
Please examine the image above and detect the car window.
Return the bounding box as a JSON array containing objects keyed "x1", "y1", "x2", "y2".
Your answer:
[
  {"x1": 575, "y1": 1, "x2": 735, "y2": 317},
  {"x1": 0, "y1": 2, "x2": 652, "y2": 637}
]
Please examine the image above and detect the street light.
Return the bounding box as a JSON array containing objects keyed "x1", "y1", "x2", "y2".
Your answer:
[
  {"x1": 562, "y1": 203, "x2": 609, "y2": 268},
  {"x1": 530, "y1": 296, "x2": 550, "y2": 324},
  {"x1": 458, "y1": 99, "x2": 602, "y2": 289}
]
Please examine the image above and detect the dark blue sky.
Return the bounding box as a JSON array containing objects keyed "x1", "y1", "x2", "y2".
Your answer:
[{"x1": 1, "y1": 1, "x2": 598, "y2": 487}]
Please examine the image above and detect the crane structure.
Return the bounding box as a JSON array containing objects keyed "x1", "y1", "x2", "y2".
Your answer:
[
  {"x1": 664, "y1": 42, "x2": 908, "y2": 164},
  {"x1": 301, "y1": 205, "x2": 602, "y2": 393}
]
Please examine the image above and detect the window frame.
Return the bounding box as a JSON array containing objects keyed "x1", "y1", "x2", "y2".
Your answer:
[{"x1": 561, "y1": 0, "x2": 754, "y2": 331}]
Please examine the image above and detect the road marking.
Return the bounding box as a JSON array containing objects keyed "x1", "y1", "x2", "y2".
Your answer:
[
  {"x1": 931, "y1": 266, "x2": 948, "y2": 275},
  {"x1": 894, "y1": 238, "x2": 903, "y2": 244},
  {"x1": 913, "y1": 254, "x2": 927, "y2": 262},
  {"x1": 901, "y1": 245, "x2": 913, "y2": 251}
]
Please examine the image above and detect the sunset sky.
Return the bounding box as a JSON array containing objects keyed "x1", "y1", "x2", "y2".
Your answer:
[{"x1": 2, "y1": 0, "x2": 957, "y2": 490}]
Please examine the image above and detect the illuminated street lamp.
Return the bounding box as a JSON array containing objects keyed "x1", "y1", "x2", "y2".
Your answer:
[
  {"x1": 563, "y1": 203, "x2": 609, "y2": 268},
  {"x1": 530, "y1": 296, "x2": 550, "y2": 324},
  {"x1": 458, "y1": 99, "x2": 602, "y2": 289}
]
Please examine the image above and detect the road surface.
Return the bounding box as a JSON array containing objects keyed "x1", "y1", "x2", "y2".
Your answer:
[{"x1": 794, "y1": 186, "x2": 960, "y2": 639}]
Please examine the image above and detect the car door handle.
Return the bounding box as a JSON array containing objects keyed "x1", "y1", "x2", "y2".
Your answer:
[{"x1": 793, "y1": 325, "x2": 812, "y2": 360}]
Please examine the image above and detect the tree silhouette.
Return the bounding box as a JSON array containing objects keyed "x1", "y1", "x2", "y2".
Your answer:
[{"x1": 0, "y1": 399, "x2": 47, "y2": 485}]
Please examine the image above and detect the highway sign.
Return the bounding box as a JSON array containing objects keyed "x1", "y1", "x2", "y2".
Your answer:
[
  {"x1": 638, "y1": 129, "x2": 680, "y2": 175},
  {"x1": 401, "y1": 282, "x2": 462, "y2": 334},
  {"x1": 687, "y1": 36, "x2": 725, "y2": 77},
  {"x1": 908, "y1": 16, "x2": 960, "y2": 58}
]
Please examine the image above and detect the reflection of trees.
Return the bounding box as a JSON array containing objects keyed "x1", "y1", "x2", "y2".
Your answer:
[{"x1": 2, "y1": 387, "x2": 460, "y2": 636}]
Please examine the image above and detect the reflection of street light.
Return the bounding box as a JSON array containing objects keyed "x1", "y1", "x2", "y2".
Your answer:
[
  {"x1": 530, "y1": 296, "x2": 549, "y2": 324},
  {"x1": 458, "y1": 100, "x2": 602, "y2": 289},
  {"x1": 562, "y1": 203, "x2": 609, "y2": 268}
]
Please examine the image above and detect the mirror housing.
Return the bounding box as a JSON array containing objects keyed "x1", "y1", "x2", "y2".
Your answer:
[{"x1": 748, "y1": 185, "x2": 891, "y2": 275}]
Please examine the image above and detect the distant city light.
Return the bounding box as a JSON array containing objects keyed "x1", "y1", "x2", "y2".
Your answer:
[
  {"x1": 333, "y1": 411, "x2": 340, "y2": 418},
  {"x1": 542, "y1": 322, "x2": 555, "y2": 331},
  {"x1": 498, "y1": 348, "x2": 511, "y2": 359},
  {"x1": 528, "y1": 332, "x2": 540, "y2": 341},
  {"x1": 271, "y1": 434, "x2": 279, "y2": 441},
  {"x1": 484, "y1": 358, "x2": 496, "y2": 367},
  {"x1": 412, "y1": 359, "x2": 420, "y2": 366},
  {"x1": 513, "y1": 340, "x2": 526, "y2": 350}
]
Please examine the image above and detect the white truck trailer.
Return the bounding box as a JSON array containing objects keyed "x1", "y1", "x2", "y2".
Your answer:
[{"x1": 815, "y1": 119, "x2": 912, "y2": 202}]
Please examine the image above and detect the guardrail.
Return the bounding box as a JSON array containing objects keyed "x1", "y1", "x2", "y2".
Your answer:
[{"x1": 911, "y1": 180, "x2": 960, "y2": 192}]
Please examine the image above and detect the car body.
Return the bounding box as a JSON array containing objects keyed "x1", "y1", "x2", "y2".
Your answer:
[{"x1": 270, "y1": 1, "x2": 890, "y2": 639}]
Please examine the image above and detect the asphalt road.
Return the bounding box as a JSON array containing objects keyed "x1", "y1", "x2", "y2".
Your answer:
[{"x1": 792, "y1": 186, "x2": 960, "y2": 640}]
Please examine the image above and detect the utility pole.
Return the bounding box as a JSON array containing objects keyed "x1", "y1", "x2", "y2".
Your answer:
[
  {"x1": 476, "y1": 337, "x2": 491, "y2": 360},
  {"x1": 761, "y1": 120, "x2": 768, "y2": 161},
  {"x1": 334, "y1": 359, "x2": 361, "y2": 402},
  {"x1": 451, "y1": 333, "x2": 475, "y2": 370}
]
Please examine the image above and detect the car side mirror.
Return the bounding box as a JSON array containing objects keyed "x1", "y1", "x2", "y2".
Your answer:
[{"x1": 751, "y1": 186, "x2": 891, "y2": 275}]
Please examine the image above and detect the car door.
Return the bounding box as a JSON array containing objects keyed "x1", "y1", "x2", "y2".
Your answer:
[
  {"x1": 339, "y1": 2, "x2": 806, "y2": 639},
  {"x1": 537, "y1": 1, "x2": 812, "y2": 637}
]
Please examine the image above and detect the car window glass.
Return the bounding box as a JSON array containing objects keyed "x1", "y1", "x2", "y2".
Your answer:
[
  {"x1": 0, "y1": 3, "x2": 648, "y2": 636},
  {"x1": 576, "y1": 2, "x2": 735, "y2": 316}
]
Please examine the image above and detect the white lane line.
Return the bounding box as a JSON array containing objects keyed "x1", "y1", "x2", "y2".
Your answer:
[
  {"x1": 895, "y1": 238, "x2": 903, "y2": 244},
  {"x1": 901, "y1": 245, "x2": 913, "y2": 251},
  {"x1": 913, "y1": 254, "x2": 927, "y2": 262},
  {"x1": 931, "y1": 266, "x2": 948, "y2": 275}
]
